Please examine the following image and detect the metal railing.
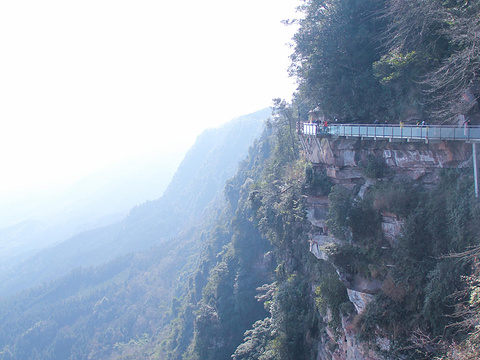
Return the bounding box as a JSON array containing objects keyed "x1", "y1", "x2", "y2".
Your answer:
[{"x1": 299, "y1": 122, "x2": 480, "y2": 142}]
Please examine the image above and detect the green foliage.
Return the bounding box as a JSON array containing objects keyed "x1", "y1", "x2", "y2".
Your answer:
[
  {"x1": 356, "y1": 170, "x2": 480, "y2": 356},
  {"x1": 357, "y1": 291, "x2": 409, "y2": 344},
  {"x1": 315, "y1": 271, "x2": 351, "y2": 331},
  {"x1": 371, "y1": 182, "x2": 420, "y2": 218},
  {"x1": 231, "y1": 107, "x2": 325, "y2": 360},
  {"x1": 172, "y1": 126, "x2": 278, "y2": 360},
  {"x1": 291, "y1": 0, "x2": 388, "y2": 121},
  {"x1": 253, "y1": 111, "x2": 309, "y2": 253},
  {"x1": 443, "y1": 246, "x2": 480, "y2": 359},
  {"x1": 348, "y1": 199, "x2": 382, "y2": 242},
  {"x1": 291, "y1": 0, "x2": 480, "y2": 123},
  {"x1": 326, "y1": 185, "x2": 354, "y2": 240},
  {"x1": 360, "y1": 154, "x2": 386, "y2": 179},
  {"x1": 191, "y1": 304, "x2": 222, "y2": 360},
  {"x1": 268, "y1": 275, "x2": 318, "y2": 360},
  {"x1": 379, "y1": 0, "x2": 480, "y2": 120},
  {"x1": 327, "y1": 241, "x2": 386, "y2": 282},
  {"x1": 373, "y1": 51, "x2": 418, "y2": 85},
  {"x1": 305, "y1": 162, "x2": 332, "y2": 196},
  {"x1": 271, "y1": 98, "x2": 300, "y2": 162},
  {"x1": 326, "y1": 184, "x2": 381, "y2": 244},
  {"x1": 232, "y1": 317, "x2": 277, "y2": 360},
  {"x1": 184, "y1": 107, "x2": 319, "y2": 360}
]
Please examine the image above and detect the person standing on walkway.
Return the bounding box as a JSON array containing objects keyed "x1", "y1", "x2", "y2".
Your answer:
[{"x1": 464, "y1": 119, "x2": 471, "y2": 137}]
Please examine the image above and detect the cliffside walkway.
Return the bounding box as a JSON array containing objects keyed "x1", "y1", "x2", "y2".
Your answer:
[
  {"x1": 299, "y1": 122, "x2": 480, "y2": 142},
  {"x1": 298, "y1": 121, "x2": 480, "y2": 197}
]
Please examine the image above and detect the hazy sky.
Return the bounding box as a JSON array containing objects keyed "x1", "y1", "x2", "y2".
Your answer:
[{"x1": 0, "y1": 0, "x2": 298, "y2": 195}]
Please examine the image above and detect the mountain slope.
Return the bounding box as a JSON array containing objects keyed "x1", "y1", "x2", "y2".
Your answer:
[
  {"x1": 0, "y1": 109, "x2": 268, "y2": 297},
  {"x1": 0, "y1": 109, "x2": 275, "y2": 360}
]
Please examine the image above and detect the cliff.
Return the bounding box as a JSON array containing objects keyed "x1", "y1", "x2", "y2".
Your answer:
[
  {"x1": 303, "y1": 136, "x2": 476, "y2": 359},
  {"x1": 159, "y1": 117, "x2": 479, "y2": 360},
  {"x1": 181, "y1": 119, "x2": 479, "y2": 360}
]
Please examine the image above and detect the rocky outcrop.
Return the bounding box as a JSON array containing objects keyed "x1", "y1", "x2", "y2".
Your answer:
[
  {"x1": 309, "y1": 235, "x2": 332, "y2": 261},
  {"x1": 381, "y1": 212, "x2": 404, "y2": 246},
  {"x1": 305, "y1": 137, "x2": 472, "y2": 187},
  {"x1": 306, "y1": 195, "x2": 330, "y2": 229},
  {"x1": 318, "y1": 311, "x2": 378, "y2": 360},
  {"x1": 347, "y1": 289, "x2": 374, "y2": 314}
]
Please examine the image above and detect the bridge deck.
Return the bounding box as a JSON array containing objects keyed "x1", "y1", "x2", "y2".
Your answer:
[{"x1": 300, "y1": 122, "x2": 480, "y2": 142}]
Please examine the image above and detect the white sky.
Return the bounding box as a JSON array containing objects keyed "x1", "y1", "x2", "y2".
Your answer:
[{"x1": 0, "y1": 0, "x2": 298, "y2": 195}]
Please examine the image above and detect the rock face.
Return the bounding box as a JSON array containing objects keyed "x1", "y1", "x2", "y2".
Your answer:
[
  {"x1": 381, "y1": 212, "x2": 404, "y2": 246},
  {"x1": 347, "y1": 289, "x2": 374, "y2": 314},
  {"x1": 304, "y1": 136, "x2": 474, "y2": 360},
  {"x1": 307, "y1": 137, "x2": 471, "y2": 187}
]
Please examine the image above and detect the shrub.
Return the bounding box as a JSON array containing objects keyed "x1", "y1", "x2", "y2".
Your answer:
[
  {"x1": 326, "y1": 186, "x2": 354, "y2": 241},
  {"x1": 371, "y1": 182, "x2": 420, "y2": 218},
  {"x1": 360, "y1": 154, "x2": 386, "y2": 179},
  {"x1": 348, "y1": 200, "x2": 381, "y2": 242},
  {"x1": 305, "y1": 163, "x2": 332, "y2": 196},
  {"x1": 315, "y1": 272, "x2": 350, "y2": 331}
]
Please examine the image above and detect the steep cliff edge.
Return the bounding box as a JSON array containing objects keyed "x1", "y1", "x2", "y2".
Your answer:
[{"x1": 303, "y1": 137, "x2": 477, "y2": 359}]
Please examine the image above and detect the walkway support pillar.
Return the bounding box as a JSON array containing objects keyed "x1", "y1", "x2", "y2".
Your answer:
[{"x1": 473, "y1": 142, "x2": 478, "y2": 198}]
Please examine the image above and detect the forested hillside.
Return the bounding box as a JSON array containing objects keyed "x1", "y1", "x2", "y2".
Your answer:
[{"x1": 0, "y1": 110, "x2": 268, "y2": 359}]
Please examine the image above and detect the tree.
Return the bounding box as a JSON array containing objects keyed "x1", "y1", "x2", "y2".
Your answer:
[{"x1": 290, "y1": 0, "x2": 388, "y2": 121}]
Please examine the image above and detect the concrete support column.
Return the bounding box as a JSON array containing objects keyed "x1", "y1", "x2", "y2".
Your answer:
[{"x1": 473, "y1": 142, "x2": 478, "y2": 198}]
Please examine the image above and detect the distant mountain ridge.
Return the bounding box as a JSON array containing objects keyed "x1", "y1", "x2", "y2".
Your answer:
[
  {"x1": 0, "y1": 108, "x2": 269, "y2": 297},
  {"x1": 0, "y1": 151, "x2": 183, "y2": 265}
]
